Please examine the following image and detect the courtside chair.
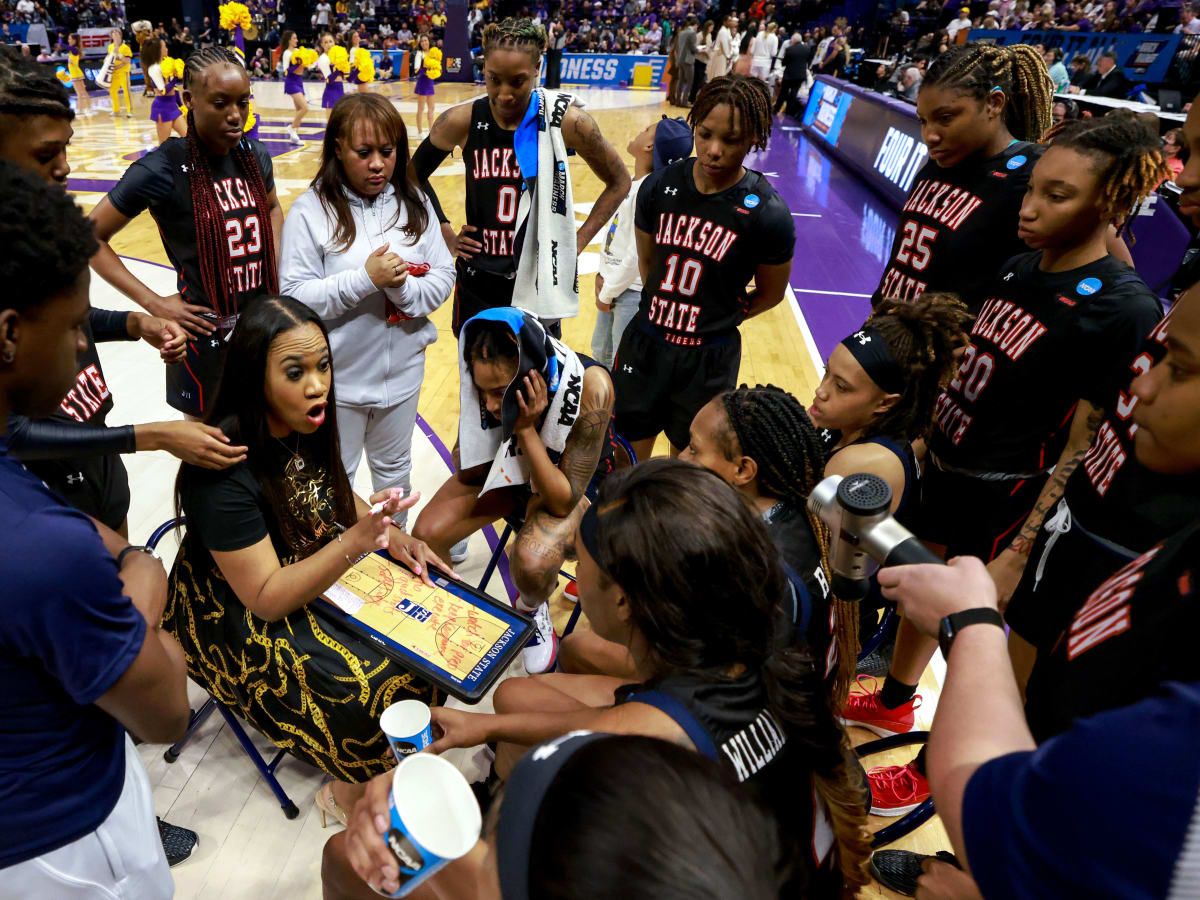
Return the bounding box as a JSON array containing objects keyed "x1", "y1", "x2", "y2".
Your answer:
[{"x1": 146, "y1": 517, "x2": 301, "y2": 820}]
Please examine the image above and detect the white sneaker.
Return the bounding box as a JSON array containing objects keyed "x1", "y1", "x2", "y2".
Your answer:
[
  {"x1": 521, "y1": 603, "x2": 558, "y2": 675},
  {"x1": 450, "y1": 538, "x2": 470, "y2": 565},
  {"x1": 287, "y1": 127, "x2": 302, "y2": 144}
]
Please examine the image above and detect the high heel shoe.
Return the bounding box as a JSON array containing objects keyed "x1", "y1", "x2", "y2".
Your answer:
[{"x1": 316, "y1": 781, "x2": 348, "y2": 829}]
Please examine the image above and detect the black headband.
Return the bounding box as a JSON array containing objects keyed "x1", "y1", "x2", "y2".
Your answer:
[
  {"x1": 840, "y1": 325, "x2": 906, "y2": 395},
  {"x1": 578, "y1": 500, "x2": 607, "y2": 575},
  {"x1": 496, "y1": 731, "x2": 614, "y2": 900}
]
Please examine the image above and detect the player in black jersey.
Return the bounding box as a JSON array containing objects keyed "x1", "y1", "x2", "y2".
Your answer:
[
  {"x1": 89, "y1": 47, "x2": 283, "y2": 418},
  {"x1": 410, "y1": 18, "x2": 629, "y2": 334},
  {"x1": 426, "y1": 461, "x2": 871, "y2": 897},
  {"x1": 613, "y1": 75, "x2": 795, "y2": 462},
  {"x1": 849, "y1": 113, "x2": 1169, "y2": 817},
  {"x1": 807, "y1": 297, "x2": 970, "y2": 778},
  {"x1": 559, "y1": 385, "x2": 841, "y2": 694},
  {"x1": 873, "y1": 44, "x2": 1055, "y2": 309},
  {"x1": 1004, "y1": 294, "x2": 1200, "y2": 684},
  {"x1": 0, "y1": 48, "x2": 248, "y2": 534}
]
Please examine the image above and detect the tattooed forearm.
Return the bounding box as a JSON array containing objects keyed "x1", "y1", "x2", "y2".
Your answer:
[
  {"x1": 567, "y1": 108, "x2": 631, "y2": 250},
  {"x1": 1012, "y1": 405, "x2": 1105, "y2": 553},
  {"x1": 561, "y1": 408, "x2": 612, "y2": 503}
]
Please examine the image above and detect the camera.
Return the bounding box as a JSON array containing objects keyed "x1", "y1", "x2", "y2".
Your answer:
[{"x1": 808, "y1": 473, "x2": 943, "y2": 600}]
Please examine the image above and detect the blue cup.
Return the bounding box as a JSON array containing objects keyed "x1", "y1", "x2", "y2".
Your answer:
[
  {"x1": 381, "y1": 753, "x2": 483, "y2": 897},
  {"x1": 380, "y1": 700, "x2": 432, "y2": 763}
]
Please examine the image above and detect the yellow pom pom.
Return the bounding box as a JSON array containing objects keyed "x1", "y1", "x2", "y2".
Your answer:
[
  {"x1": 329, "y1": 45, "x2": 351, "y2": 74},
  {"x1": 244, "y1": 99, "x2": 257, "y2": 132},
  {"x1": 353, "y1": 47, "x2": 376, "y2": 82},
  {"x1": 218, "y1": 2, "x2": 252, "y2": 31},
  {"x1": 297, "y1": 46, "x2": 319, "y2": 67},
  {"x1": 55, "y1": 66, "x2": 73, "y2": 88}
]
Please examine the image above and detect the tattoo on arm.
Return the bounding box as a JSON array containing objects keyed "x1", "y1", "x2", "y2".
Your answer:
[
  {"x1": 567, "y1": 109, "x2": 630, "y2": 246},
  {"x1": 1013, "y1": 406, "x2": 1105, "y2": 552},
  {"x1": 559, "y1": 380, "x2": 614, "y2": 504}
]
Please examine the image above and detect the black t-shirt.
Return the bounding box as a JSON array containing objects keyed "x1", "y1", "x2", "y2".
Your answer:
[
  {"x1": 1065, "y1": 313, "x2": 1200, "y2": 551},
  {"x1": 930, "y1": 252, "x2": 1162, "y2": 474},
  {"x1": 873, "y1": 142, "x2": 1043, "y2": 310},
  {"x1": 178, "y1": 443, "x2": 341, "y2": 566},
  {"x1": 616, "y1": 669, "x2": 839, "y2": 899},
  {"x1": 1024, "y1": 520, "x2": 1200, "y2": 743},
  {"x1": 108, "y1": 137, "x2": 275, "y2": 316},
  {"x1": 633, "y1": 158, "x2": 794, "y2": 345},
  {"x1": 462, "y1": 97, "x2": 523, "y2": 275},
  {"x1": 765, "y1": 502, "x2": 835, "y2": 684}
]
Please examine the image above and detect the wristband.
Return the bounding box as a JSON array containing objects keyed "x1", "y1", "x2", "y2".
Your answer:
[
  {"x1": 938, "y1": 608, "x2": 1004, "y2": 660},
  {"x1": 117, "y1": 544, "x2": 161, "y2": 569}
]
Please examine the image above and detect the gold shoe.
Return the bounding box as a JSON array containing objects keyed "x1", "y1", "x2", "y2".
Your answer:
[{"x1": 316, "y1": 781, "x2": 348, "y2": 829}]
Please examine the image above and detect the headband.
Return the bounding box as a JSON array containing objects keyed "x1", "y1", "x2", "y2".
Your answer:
[
  {"x1": 496, "y1": 731, "x2": 614, "y2": 900},
  {"x1": 840, "y1": 325, "x2": 906, "y2": 395},
  {"x1": 578, "y1": 500, "x2": 606, "y2": 575}
]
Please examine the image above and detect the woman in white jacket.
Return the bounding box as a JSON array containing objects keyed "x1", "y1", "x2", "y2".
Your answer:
[{"x1": 280, "y1": 93, "x2": 454, "y2": 525}]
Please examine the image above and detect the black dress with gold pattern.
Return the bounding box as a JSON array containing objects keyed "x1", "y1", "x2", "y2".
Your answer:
[{"x1": 163, "y1": 445, "x2": 433, "y2": 783}]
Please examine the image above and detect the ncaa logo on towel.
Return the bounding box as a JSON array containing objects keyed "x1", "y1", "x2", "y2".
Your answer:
[
  {"x1": 1006, "y1": 155, "x2": 1028, "y2": 171},
  {"x1": 1076, "y1": 277, "x2": 1103, "y2": 296},
  {"x1": 743, "y1": 193, "x2": 761, "y2": 209}
]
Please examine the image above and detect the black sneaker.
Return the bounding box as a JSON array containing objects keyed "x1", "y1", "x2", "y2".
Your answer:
[
  {"x1": 869, "y1": 849, "x2": 960, "y2": 896},
  {"x1": 158, "y1": 818, "x2": 199, "y2": 867},
  {"x1": 856, "y1": 639, "x2": 895, "y2": 679}
]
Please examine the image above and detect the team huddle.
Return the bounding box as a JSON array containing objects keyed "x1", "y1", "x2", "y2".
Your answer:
[{"x1": 1, "y1": 14, "x2": 1199, "y2": 900}]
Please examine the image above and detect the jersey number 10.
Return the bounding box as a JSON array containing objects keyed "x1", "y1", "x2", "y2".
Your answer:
[{"x1": 661, "y1": 253, "x2": 702, "y2": 297}]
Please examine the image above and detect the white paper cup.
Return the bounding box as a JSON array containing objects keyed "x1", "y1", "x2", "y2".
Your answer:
[
  {"x1": 380, "y1": 753, "x2": 482, "y2": 897},
  {"x1": 380, "y1": 700, "x2": 432, "y2": 762}
]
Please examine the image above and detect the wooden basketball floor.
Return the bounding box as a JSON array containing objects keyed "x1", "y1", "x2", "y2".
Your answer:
[{"x1": 65, "y1": 79, "x2": 946, "y2": 898}]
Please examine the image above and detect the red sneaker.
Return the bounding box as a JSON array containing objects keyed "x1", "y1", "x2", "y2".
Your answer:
[
  {"x1": 840, "y1": 675, "x2": 921, "y2": 737},
  {"x1": 867, "y1": 761, "x2": 930, "y2": 817}
]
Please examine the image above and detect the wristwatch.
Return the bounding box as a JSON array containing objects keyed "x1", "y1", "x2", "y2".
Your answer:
[
  {"x1": 938, "y1": 608, "x2": 1004, "y2": 660},
  {"x1": 117, "y1": 544, "x2": 162, "y2": 569}
]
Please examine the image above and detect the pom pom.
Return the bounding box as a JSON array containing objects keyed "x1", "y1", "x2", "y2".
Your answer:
[
  {"x1": 329, "y1": 44, "x2": 351, "y2": 74},
  {"x1": 218, "y1": 2, "x2": 252, "y2": 31},
  {"x1": 354, "y1": 47, "x2": 376, "y2": 82},
  {"x1": 55, "y1": 65, "x2": 73, "y2": 88},
  {"x1": 296, "y1": 46, "x2": 319, "y2": 67}
]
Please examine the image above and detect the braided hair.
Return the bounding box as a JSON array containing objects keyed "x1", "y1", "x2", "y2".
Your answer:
[
  {"x1": 1047, "y1": 112, "x2": 1171, "y2": 235},
  {"x1": 862, "y1": 293, "x2": 973, "y2": 442},
  {"x1": 482, "y1": 17, "x2": 547, "y2": 62},
  {"x1": 182, "y1": 46, "x2": 278, "y2": 318},
  {"x1": 688, "y1": 75, "x2": 773, "y2": 151},
  {"x1": 717, "y1": 385, "x2": 865, "y2": 702},
  {"x1": 923, "y1": 43, "x2": 1054, "y2": 143},
  {"x1": 0, "y1": 46, "x2": 73, "y2": 120}
]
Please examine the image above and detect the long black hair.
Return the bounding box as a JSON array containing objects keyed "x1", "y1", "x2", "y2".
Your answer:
[
  {"x1": 502, "y1": 736, "x2": 783, "y2": 899},
  {"x1": 174, "y1": 296, "x2": 357, "y2": 552},
  {"x1": 590, "y1": 459, "x2": 870, "y2": 888},
  {"x1": 314, "y1": 93, "x2": 427, "y2": 252}
]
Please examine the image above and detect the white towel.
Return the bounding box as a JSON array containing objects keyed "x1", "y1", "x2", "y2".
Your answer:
[
  {"x1": 458, "y1": 310, "x2": 586, "y2": 496},
  {"x1": 513, "y1": 88, "x2": 580, "y2": 322}
]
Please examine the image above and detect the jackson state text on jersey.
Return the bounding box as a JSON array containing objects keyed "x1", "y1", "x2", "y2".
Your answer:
[
  {"x1": 467, "y1": 145, "x2": 521, "y2": 257},
  {"x1": 876, "y1": 180, "x2": 985, "y2": 302},
  {"x1": 1080, "y1": 314, "x2": 1170, "y2": 497},
  {"x1": 212, "y1": 175, "x2": 268, "y2": 296},
  {"x1": 933, "y1": 294, "x2": 1048, "y2": 447},
  {"x1": 645, "y1": 212, "x2": 739, "y2": 343}
]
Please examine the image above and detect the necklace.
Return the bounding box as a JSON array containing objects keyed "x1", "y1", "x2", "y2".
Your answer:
[{"x1": 275, "y1": 433, "x2": 305, "y2": 473}]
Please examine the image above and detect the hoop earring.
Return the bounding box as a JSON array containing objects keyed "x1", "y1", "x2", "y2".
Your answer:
[{"x1": 1, "y1": 349, "x2": 13, "y2": 364}]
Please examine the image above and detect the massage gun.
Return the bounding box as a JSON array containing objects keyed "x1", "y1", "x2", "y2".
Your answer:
[{"x1": 807, "y1": 473, "x2": 943, "y2": 600}]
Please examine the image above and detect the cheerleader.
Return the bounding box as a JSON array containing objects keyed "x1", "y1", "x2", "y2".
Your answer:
[
  {"x1": 347, "y1": 31, "x2": 371, "y2": 92},
  {"x1": 104, "y1": 27, "x2": 133, "y2": 118},
  {"x1": 66, "y1": 33, "x2": 90, "y2": 116},
  {"x1": 280, "y1": 30, "x2": 309, "y2": 144},
  {"x1": 89, "y1": 47, "x2": 282, "y2": 419},
  {"x1": 141, "y1": 38, "x2": 186, "y2": 144},
  {"x1": 412, "y1": 34, "x2": 441, "y2": 136},
  {"x1": 317, "y1": 32, "x2": 345, "y2": 111}
]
